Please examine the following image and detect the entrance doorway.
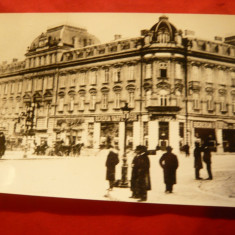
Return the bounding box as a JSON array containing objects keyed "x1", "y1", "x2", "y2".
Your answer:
[
  {"x1": 222, "y1": 129, "x2": 235, "y2": 152},
  {"x1": 194, "y1": 128, "x2": 217, "y2": 151},
  {"x1": 158, "y1": 121, "x2": 169, "y2": 150}
]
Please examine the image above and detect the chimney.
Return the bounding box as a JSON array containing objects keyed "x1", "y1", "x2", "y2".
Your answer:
[
  {"x1": 141, "y1": 29, "x2": 149, "y2": 36},
  {"x1": 224, "y1": 36, "x2": 235, "y2": 46},
  {"x1": 214, "y1": 36, "x2": 223, "y2": 42},
  {"x1": 184, "y1": 30, "x2": 195, "y2": 36},
  {"x1": 114, "y1": 34, "x2": 122, "y2": 40}
]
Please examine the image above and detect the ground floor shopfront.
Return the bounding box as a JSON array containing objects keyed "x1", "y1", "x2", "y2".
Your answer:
[{"x1": 2, "y1": 114, "x2": 235, "y2": 155}]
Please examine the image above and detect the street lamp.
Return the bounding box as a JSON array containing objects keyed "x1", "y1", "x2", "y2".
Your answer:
[
  {"x1": 119, "y1": 102, "x2": 133, "y2": 188},
  {"x1": 22, "y1": 97, "x2": 39, "y2": 158}
]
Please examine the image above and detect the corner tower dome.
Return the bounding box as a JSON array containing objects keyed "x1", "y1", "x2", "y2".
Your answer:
[{"x1": 150, "y1": 15, "x2": 178, "y2": 43}]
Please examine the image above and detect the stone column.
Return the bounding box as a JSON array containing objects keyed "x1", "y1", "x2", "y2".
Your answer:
[
  {"x1": 148, "y1": 120, "x2": 159, "y2": 150},
  {"x1": 169, "y1": 120, "x2": 180, "y2": 154},
  {"x1": 93, "y1": 122, "x2": 101, "y2": 149},
  {"x1": 119, "y1": 122, "x2": 125, "y2": 156},
  {"x1": 133, "y1": 121, "x2": 141, "y2": 150},
  {"x1": 216, "y1": 128, "x2": 224, "y2": 154}
]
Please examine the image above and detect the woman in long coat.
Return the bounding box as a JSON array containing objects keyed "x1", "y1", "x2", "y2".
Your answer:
[
  {"x1": 105, "y1": 146, "x2": 119, "y2": 190},
  {"x1": 194, "y1": 142, "x2": 203, "y2": 179},
  {"x1": 159, "y1": 146, "x2": 178, "y2": 193}
]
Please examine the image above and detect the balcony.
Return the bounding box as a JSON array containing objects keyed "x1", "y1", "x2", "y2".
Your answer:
[
  {"x1": 146, "y1": 105, "x2": 181, "y2": 113},
  {"x1": 188, "y1": 81, "x2": 201, "y2": 92}
]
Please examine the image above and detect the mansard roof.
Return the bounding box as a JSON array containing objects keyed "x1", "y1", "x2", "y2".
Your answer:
[{"x1": 26, "y1": 25, "x2": 100, "y2": 54}]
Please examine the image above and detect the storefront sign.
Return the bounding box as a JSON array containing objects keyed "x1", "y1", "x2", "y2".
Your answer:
[
  {"x1": 95, "y1": 114, "x2": 138, "y2": 122},
  {"x1": 193, "y1": 121, "x2": 215, "y2": 129},
  {"x1": 216, "y1": 121, "x2": 235, "y2": 129}
]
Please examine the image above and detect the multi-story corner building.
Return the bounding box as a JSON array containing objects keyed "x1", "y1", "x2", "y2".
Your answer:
[{"x1": 0, "y1": 15, "x2": 235, "y2": 154}]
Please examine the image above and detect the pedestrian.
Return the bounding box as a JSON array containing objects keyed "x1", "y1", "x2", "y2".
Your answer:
[
  {"x1": 194, "y1": 142, "x2": 203, "y2": 180},
  {"x1": 130, "y1": 145, "x2": 140, "y2": 199},
  {"x1": 105, "y1": 145, "x2": 119, "y2": 191},
  {"x1": 203, "y1": 145, "x2": 213, "y2": 180},
  {"x1": 0, "y1": 132, "x2": 6, "y2": 158},
  {"x1": 131, "y1": 145, "x2": 151, "y2": 202},
  {"x1": 159, "y1": 146, "x2": 179, "y2": 193}
]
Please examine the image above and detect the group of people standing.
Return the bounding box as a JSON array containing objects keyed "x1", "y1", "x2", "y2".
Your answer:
[
  {"x1": 105, "y1": 144, "x2": 179, "y2": 202},
  {"x1": 194, "y1": 142, "x2": 213, "y2": 180}
]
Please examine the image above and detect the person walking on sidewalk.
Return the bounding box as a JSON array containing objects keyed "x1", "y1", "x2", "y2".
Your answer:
[
  {"x1": 105, "y1": 145, "x2": 119, "y2": 191},
  {"x1": 194, "y1": 142, "x2": 203, "y2": 180},
  {"x1": 159, "y1": 146, "x2": 179, "y2": 194},
  {"x1": 132, "y1": 145, "x2": 151, "y2": 202},
  {"x1": 203, "y1": 145, "x2": 213, "y2": 180}
]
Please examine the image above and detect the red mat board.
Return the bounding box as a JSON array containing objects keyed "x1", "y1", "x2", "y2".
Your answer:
[{"x1": 0, "y1": 0, "x2": 235, "y2": 234}]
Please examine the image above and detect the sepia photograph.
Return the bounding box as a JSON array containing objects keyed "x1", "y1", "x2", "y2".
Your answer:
[{"x1": 0, "y1": 13, "x2": 235, "y2": 208}]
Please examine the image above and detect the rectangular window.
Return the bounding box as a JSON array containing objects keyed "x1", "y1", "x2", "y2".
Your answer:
[
  {"x1": 70, "y1": 74, "x2": 76, "y2": 87},
  {"x1": 4, "y1": 83, "x2": 8, "y2": 94},
  {"x1": 90, "y1": 71, "x2": 97, "y2": 85},
  {"x1": 113, "y1": 68, "x2": 121, "y2": 82},
  {"x1": 114, "y1": 93, "x2": 120, "y2": 108},
  {"x1": 80, "y1": 72, "x2": 86, "y2": 86},
  {"x1": 79, "y1": 96, "x2": 85, "y2": 111},
  {"x1": 193, "y1": 99, "x2": 200, "y2": 110},
  {"x1": 160, "y1": 69, "x2": 167, "y2": 78},
  {"x1": 192, "y1": 66, "x2": 199, "y2": 81},
  {"x1": 11, "y1": 83, "x2": 15, "y2": 93},
  {"x1": 15, "y1": 102, "x2": 20, "y2": 114},
  {"x1": 128, "y1": 65, "x2": 135, "y2": 80},
  {"x1": 179, "y1": 122, "x2": 184, "y2": 138},
  {"x1": 18, "y1": 81, "x2": 22, "y2": 93},
  {"x1": 207, "y1": 99, "x2": 214, "y2": 111},
  {"x1": 26, "y1": 80, "x2": 32, "y2": 92},
  {"x1": 35, "y1": 78, "x2": 43, "y2": 91},
  {"x1": 206, "y1": 68, "x2": 213, "y2": 83},
  {"x1": 59, "y1": 75, "x2": 65, "y2": 88},
  {"x1": 129, "y1": 92, "x2": 135, "y2": 107},
  {"x1": 47, "y1": 76, "x2": 53, "y2": 89},
  {"x1": 232, "y1": 78, "x2": 235, "y2": 87},
  {"x1": 233, "y1": 102, "x2": 235, "y2": 113},
  {"x1": 69, "y1": 97, "x2": 74, "y2": 112},
  {"x1": 145, "y1": 64, "x2": 152, "y2": 79},
  {"x1": 90, "y1": 95, "x2": 96, "y2": 110},
  {"x1": 175, "y1": 63, "x2": 182, "y2": 79},
  {"x1": 160, "y1": 95, "x2": 168, "y2": 106},
  {"x1": 58, "y1": 97, "x2": 64, "y2": 112},
  {"x1": 220, "y1": 97, "x2": 227, "y2": 112},
  {"x1": 101, "y1": 93, "x2": 108, "y2": 109},
  {"x1": 104, "y1": 69, "x2": 109, "y2": 83}
]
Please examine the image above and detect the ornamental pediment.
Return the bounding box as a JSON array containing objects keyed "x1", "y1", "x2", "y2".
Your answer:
[{"x1": 156, "y1": 81, "x2": 171, "y2": 90}]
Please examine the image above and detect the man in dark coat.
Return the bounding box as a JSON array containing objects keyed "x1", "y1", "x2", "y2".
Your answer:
[
  {"x1": 105, "y1": 145, "x2": 119, "y2": 190},
  {"x1": 203, "y1": 145, "x2": 213, "y2": 180},
  {"x1": 131, "y1": 145, "x2": 151, "y2": 202},
  {"x1": 159, "y1": 146, "x2": 179, "y2": 193},
  {"x1": 194, "y1": 142, "x2": 203, "y2": 180},
  {"x1": 0, "y1": 132, "x2": 6, "y2": 158}
]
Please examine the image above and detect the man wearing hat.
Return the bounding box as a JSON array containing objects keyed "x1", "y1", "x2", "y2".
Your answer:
[
  {"x1": 130, "y1": 145, "x2": 151, "y2": 202},
  {"x1": 159, "y1": 146, "x2": 179, "y2": 193},
  {"x1": 105, "y1": 145, "x2": 119, "y2": 191}
]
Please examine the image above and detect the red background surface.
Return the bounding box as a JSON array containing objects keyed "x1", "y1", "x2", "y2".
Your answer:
[{"x1": 0, "y1": 0, "x2": 235, "y2": 234}]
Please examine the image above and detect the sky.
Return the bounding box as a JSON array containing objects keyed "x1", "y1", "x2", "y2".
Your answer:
[{"x1": 0, "y1": 13, "x2": 235, "y2": 64}]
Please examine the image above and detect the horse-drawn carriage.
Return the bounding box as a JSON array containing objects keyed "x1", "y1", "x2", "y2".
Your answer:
[{"x1": 34, "y1": 140, "x2": 83, "y2": 157}]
